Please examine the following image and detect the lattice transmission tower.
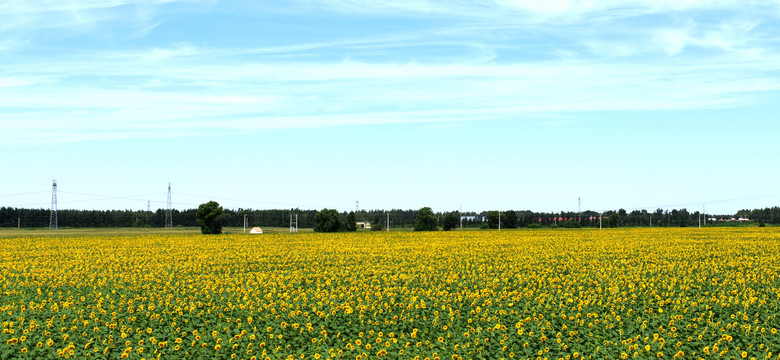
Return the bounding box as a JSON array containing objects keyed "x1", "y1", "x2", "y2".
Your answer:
[
  {"x1": 165, "y1": 183, "x2": 173, "y2": 228},
  {"x1": 49, "y1": 179, "x2": 58, "y2": 230}
]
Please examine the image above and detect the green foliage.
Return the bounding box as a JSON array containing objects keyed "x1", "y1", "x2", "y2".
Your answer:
[
  {"x1": 314, "y1": 208, "x2": 342, "y2": 233},
  {"x1": 442, "y1": 212, "x2": 459, "y2": 231},
  {"x1": 342, "y1": 211, "x2": 357, "y2": 232},
  {"x1": 196, "y1": 201, "x2": 226, "y2": 234},
  {"x1": 414, "y1": 207, "x2": 438, "y2": 231},
  {"x1": 479, "y1": 223, "x2": 490, "y2": 230},
  {"x1": 607, "y1": 213, "x2": 621, "y2": 228},
  {"x1": 502, "y1": 210, "x2": 518, "y2": 229},
  {"x1": 526, "y1": 223, "x2": 542, "y2": 229},
  {"x1": 371, "y1": 222, "x2": 384, "y2": 231},
  {"x1": 485, "y1": 211, "x2": 500, "y2": 229},
  {"x1": 562, "y1": 220, "x2": 581, "y2": 228},
  {"x1": 11, "y1": 204, "x2": 780, "y2": 229}
]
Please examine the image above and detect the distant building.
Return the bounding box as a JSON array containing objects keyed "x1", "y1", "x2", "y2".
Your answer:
[{"x1": 356, "y1": 222, "x2": 371, "y2": 229}]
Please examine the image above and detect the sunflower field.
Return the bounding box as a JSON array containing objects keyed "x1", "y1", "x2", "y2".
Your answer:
[{"x1": 1, "y1": 228, "x2": 779, "y2": 360}]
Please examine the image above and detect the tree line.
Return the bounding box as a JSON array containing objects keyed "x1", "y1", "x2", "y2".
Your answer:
[
  {"x1": 0, "y1": 207, "x2": 318, "y2": 228},
  {"x1": 1, "y1": 205, "x2": 778, "y2": 229}
]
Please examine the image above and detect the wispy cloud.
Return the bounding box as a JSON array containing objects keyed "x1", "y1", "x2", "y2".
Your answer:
[
  {"x1": 0, "y1": 77, "x2": 36, "y2": 88},
  {"x1": 3, "y1": 45, "x2": 780, "y2": 144},
  {"x1": 292, "y1": 0, "x2": 769, "y2": 22},
  {"x1": 2, "y1": 0, "x2": 780, "y2": 145},
  {"x1": 0, "y1": 0, "x2": 199, "y2": 36}
]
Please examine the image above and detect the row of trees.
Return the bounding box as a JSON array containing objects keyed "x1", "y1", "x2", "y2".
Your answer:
[
  {"x1": 0, "y1": 207, "x2": 320, "y2": 228},
  {"x1": 734, "y1": 207, "x2": 780, "y2": 225},
  {"x1": 2, "y1": 205, "x2": 778, "y2": 229},
  {"x1": 313, "y1": 209, "x2": 358, "y2": 232}
]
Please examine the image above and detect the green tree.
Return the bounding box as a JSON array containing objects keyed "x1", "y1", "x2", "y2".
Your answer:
[
  {"x1": 503, "y1": 210, "x2": 518, "y2": 229},
  {"x1": 442, "y1": 212, "x2": 459, "y2": 231},
  {"x1": 607, "y1": 213, "x2": 621, "y2": 228},
  {"x1": 196, "y1": 201, "x2": 226, "y2": 234},
  {"x1": 414, "y1": 207, "x2": 438, "y2": 231},
  {"x1": 342, "y1": 211, "x2": 357, "y2": 232},
  {"x1": 562, "y1": 220, "x2": 581, "y2": 228},
  {"x1": 678, "y1": 208, "x2": 690, "y2": 227},
  {"x1": 486, "y1": 211, "x2": 500, "y2": 229},
  {"x1": 314, "y1": 208, "x2": 342, "y2": 233}
]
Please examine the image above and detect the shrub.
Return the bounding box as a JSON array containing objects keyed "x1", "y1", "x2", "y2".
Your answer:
[
  {"x1": 415, "y1": 207, "x2": 438, "y2": 231},
  {"x1": 314, "y1": 209, "x2": 342, "y2": 233},
  {"x1": 443, "y1": 212, "x2": 459, "y2": 231},
  {"x1": 562, "y1": 220, "x2": 581, "y2": 228},
  {"x1": 196, "y1": 201, "x2": 227, "y2": 234}
]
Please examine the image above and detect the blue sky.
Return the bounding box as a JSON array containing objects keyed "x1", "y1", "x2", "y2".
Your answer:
[{"x1": 2, "y1": 0, "x2": 780, "y2": 215}]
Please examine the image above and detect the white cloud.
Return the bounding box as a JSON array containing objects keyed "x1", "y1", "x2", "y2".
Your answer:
[
  {"x1": 0, "y1": 40, "x2": 27, "y2": 51},
  {"x1": 700, "y1": 19, "x2": 761, "y2": 50},
  {"x1": 2, "y1": 0, "x2": 780, "y2": 145},
  {"x1": 292, "y1": 0, "x2": 764, "y2": 22},
  {"x1": 653, "y1": 28, "x2": 692, "y2": 55},
  {"x1": 0, "y1": 77, "x2": 36, "y2": 88},
  {"x1": 3, "y1": 44, "x2": 780, "y2": 145},
  {"x1": 0, "y1": 0, "x2": 200, "y2": 36},
  {"x1": 650, "y1": 18, "x2": 762, "y2": 56},
  {"x1": 585, "y1": 41, "x2": 639, "y2": 57}
]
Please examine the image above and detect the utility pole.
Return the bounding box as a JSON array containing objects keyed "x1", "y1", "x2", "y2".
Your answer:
[
  {"x1": 165, "y1": 183, "x2": 173, "y2": 228},
  {"x1": 498, "y1": 211, "x2": 501, "y2": 231},
  {"x1": 49, "y1": 179, "x2": 58, "y2": 230},
  {"x1": 386, "y1": 213, "x2": 389, "y2": 232},
  {"x1": 290, "y1": 214, "x2": 298, "y2": 233},
  {"x1": 243, "y1": 214, "x2": 247, "y2": 233},
  {"x1": 289, "y1": 214, "x2": 298, "y2": 233},
  {"x1": 459, "y1": 206, "x2": 462, "y2": 229}
]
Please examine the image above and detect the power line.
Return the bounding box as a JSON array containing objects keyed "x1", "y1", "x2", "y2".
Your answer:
[
  {"x1": 175, "y1": 192, "x2": 305, "y2": 208},
  {"x1": 0, "y1": 191, "x2": 50, "y2": 198},
  {"x1": 58, "y1": 191, "x2": 164, "y2": 203}
]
